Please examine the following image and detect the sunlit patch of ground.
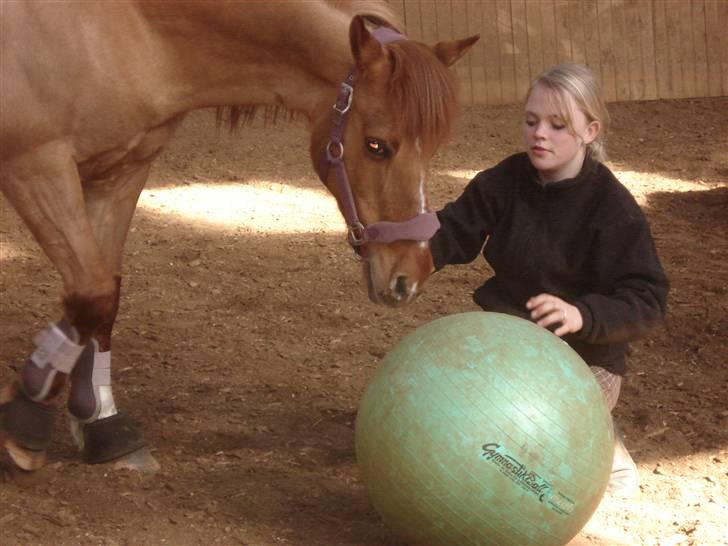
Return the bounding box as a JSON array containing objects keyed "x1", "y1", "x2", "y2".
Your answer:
[
  {"x1": 0, "y1": 239, "x2": 31, "y2": 262},
  {"x1": 136, "y1": 181, "x2": 342, "y2": 233},
  {"x1": 436, "y1": 167, "x2": 718, "y2": 209},
  {"x1": 614, "y1": 170, "x2": 718, "y2": 207},
  {"x1": 577, "y1": 449, "x2": 728, "y2": 546}
]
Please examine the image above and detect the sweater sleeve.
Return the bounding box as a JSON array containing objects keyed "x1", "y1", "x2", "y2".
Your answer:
[
  {"x1": 572, "y1": 216, "x2": 669, "y2": 345},
  {"x1": 429, "y1": 169, "x2": 505, "y2": 271}
]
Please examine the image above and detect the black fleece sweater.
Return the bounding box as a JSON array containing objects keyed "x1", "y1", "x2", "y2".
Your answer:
[{"x1": 430, "y1": 152, "x2": 669, "y2": 375}]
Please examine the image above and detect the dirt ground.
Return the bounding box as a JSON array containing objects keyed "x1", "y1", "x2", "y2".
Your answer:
[{"x1": 1, "y1": 97, "x2": 727, "y2": 546}]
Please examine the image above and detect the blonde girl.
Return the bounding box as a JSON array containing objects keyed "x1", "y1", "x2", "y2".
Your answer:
[{"x1": 429, "y1": 64, "x2": 669, "y2": 497}]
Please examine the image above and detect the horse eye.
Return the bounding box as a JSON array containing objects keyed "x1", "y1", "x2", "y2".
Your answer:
[{"x1": 365, "y1": 137, "x2": 390, "y2": 158}]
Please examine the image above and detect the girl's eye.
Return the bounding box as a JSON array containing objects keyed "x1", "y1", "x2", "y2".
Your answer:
[
  {"x1": 552, "y1": 124, "x2": 566, "y2": 130},
  {"x1": 365, "y1": 137, "x2": 390, "y2": 158},
  {"x1": 525, "y1": 120, "x2": 537, "y2": 127}
]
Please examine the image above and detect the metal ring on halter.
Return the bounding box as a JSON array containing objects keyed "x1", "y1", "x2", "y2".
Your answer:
[
  {"x1": 326, "y1": 140, "x2": 344, "y2": 161},
  {"x1": 333, "y1": 82, "x2": 354, "y2": 114},
  {"x1": 348, "y1": 222, "x2": 367, "y2": 246}
]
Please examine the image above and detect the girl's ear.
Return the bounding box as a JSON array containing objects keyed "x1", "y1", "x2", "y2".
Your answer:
[{"x1": 583, "y1": 120, "x2": 601, "y2": 145}]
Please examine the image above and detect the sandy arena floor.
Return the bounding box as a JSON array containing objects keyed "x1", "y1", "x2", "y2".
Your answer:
[{"x1": 1, "y1": 97, "x2": 727, "y2": 545}]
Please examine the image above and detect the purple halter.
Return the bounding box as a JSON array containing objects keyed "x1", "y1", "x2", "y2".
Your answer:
[{"x1": 317, "y1": 27, "x2": 440, "y2": 250}]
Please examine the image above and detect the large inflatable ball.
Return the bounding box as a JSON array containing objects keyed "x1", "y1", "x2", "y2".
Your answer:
[{"x1": 355, "y1": 312, "x2": 614, "y2": 546}]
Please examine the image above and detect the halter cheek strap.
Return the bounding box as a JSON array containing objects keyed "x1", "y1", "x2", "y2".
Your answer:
[{"x1": 317, "y1": 27, "x2": 441, "y2": 250}]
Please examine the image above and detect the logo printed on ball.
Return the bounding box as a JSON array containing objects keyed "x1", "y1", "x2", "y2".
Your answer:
[{"x1": 481, "y1": 442, "x2": 576, "y2": 516}]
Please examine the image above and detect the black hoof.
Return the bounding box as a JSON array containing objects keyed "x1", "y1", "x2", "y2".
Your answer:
[
  {"x1": 79, "y1": 412, "x2": 148, "y2": 464},
  {"x1": 0, "y1": 384, "x2": 56, "y2": 470},
  {"x1": 0, "y1": 385, "x2": 56, "y2": 452}
]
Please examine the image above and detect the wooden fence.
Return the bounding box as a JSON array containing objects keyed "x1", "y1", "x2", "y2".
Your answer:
[{"x1": 388, "y1": 0, "x2": 728, "y2": 105}]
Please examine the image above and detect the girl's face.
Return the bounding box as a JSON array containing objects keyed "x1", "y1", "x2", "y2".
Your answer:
[{"x1": 523, "y1": 84, "x2": 599, "y2": 182}]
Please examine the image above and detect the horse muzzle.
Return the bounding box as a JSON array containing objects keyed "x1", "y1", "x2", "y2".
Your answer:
[{"x1": 362, "y1": 242, "x2": 433, "y2": 307}]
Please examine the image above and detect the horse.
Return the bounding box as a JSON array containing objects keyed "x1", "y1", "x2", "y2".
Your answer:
[{"x1": 0, "y1": 0, "x2": 478, "y2": 472}]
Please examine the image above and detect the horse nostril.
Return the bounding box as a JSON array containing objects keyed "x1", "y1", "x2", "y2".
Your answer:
[{"x1": 394, "y1": 276, "x2": 408, "y2": 299}]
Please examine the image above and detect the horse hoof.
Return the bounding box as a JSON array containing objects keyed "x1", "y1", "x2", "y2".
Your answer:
[
  {"x1": 112, "y1": 446, "x2": 160, "y2": 473},
  {"x1": 2, "y1": 437, "x2": 47, "y2": 471},
  {"x1": 0, "y1": 382, "x2": 55, "y2": 472},
  {"x1": 70, "y1": 411, "x2": 157, "y2": 471}
]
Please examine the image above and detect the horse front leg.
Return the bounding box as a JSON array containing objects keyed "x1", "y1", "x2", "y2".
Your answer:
[
  {"x1": 0, "y1": 142, "x2": 120, "y2": 470},
  {"x1": 66, "y1": 162, "x2": 159, "y2": 471}
]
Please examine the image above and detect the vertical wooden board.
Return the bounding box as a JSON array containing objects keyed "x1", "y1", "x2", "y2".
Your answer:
[
  {"x1": 525, "y1": 0, "x2": 545, "y2": 81},
  {"x1": 624, "y1": 0, "x2": 644, "y2": 100},
  {"x1": 567, "y1": 0, "x2": 587, "y2": 64},
  {"x1": 704, "y1": 0, "x2": 723, "y2": 96},
  {"x1": 554, "y1": 0, "x2": 573, "y2": 63},
  {"x1": 482, "y1": 0, "x2": 503, "y2": 104},
  {"x1": 467, "y1": 0, "x2": 487, "y2": 104},
  {"x1": 596, "y1": 0, "x2": 617, "y2": 102},
  {"x1": 403, "y1": 0, "x2": 423, "y2": 40},
  {"x1": 582, "y1": 0, "x2": 603, "y2": 81},
  {"x1": 691, "y1": 0, "x2": 709, "y2": 97},
  {"x1": 610, "y1": 0, "x2": 631, "y2": 101},
  {"x1": 388, "y1": 0, "x2": 406, "y2": 24},
  {"x1": 719, "y1": 0, "x2": 728, "y2": 95},
  {"x1": 434, "y1": 0, "x2": 453, "y2": 39},
  {"x1": 652, "y1": 0, "x2": 672, "y2": 98},
  {"x1": 419, "y1": 0, "x2": 438, "y2": 44},
  {"x1": 679, "y1": 0, "x2": 697, "y2": 97},
  {"x1": 664, "y1": 0, "x2": 685, "y2": 98},
  {"x1": 637, "y1": 0, "x2": 658, "y2": 99},
  {"x1": 497, "y1": 0, "x2": 518, "y2": 103},
  {"x1": 540, "y1": 0, "x2": 559, "y2": 68},
  {"x1": 511, "y1": 0, "x2": 531, "y2": 100},
  {"x1": 451, "y1": 0, "x2": 474, "y2": 104}
]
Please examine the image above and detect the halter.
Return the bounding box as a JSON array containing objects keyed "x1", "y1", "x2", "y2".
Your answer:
[{"x1": 317, "y1": 27, "x2": 440, "y2": 251}]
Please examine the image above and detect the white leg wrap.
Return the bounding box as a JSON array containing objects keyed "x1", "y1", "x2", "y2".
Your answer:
[
  {"x1": 93, "y1": 351, "x2": 118, "y2": 420},
  {"x1": 69, "y1": 344, "x2": 119, "y2": 451},
  {"x1": 31, "y1": 323, "x2": 84, "y2": 373},
  {"x1": 68, "y1": 341, "x2": 118, "y2": 423},
  {"x1": 22, "y1": 322, "x2": 84, "y2": 401}
]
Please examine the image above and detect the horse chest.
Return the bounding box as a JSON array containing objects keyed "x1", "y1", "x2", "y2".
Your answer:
[{"x1": 78, "y1": 115, "x2": 185, "y2": 185}]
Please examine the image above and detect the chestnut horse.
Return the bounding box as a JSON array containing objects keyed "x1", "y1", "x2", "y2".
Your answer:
[{"x1": 0, "y1": 0, "x2": 477, "y2": 471}]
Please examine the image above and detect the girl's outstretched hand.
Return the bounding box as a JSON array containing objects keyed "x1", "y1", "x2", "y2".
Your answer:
[{"x1": 526, "y1": 294, "x2": 583, "y2": 337}]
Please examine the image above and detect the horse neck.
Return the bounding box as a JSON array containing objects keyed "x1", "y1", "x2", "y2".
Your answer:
[{"x1": 137, "y1": 1, "x2": 355, "y2": 119}]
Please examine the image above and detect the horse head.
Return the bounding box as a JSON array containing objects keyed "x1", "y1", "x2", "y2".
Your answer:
[{"x1": 311, "y1": 16, "x2": 478, "y2": 307}]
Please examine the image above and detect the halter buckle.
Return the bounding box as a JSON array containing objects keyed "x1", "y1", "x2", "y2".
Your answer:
[
  {"x1": 347, "y1": 222, "x2": 367, "y2": 246},
  {"x1": 333, "y1": 82, "x2": 354, "y2": 114}
]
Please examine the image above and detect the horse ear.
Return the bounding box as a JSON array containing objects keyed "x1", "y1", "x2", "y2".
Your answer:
[
  {"x1": 433, "y1": 35, "x2": 480, "y2": 67},
  {"x1": 349, "y1": 15, "x2": 386, "y2": 68}
]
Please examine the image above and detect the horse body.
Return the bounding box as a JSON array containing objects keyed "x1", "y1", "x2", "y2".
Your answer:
[{"x1": 0, "y1": 0, "x2": 477, "y2": 470}]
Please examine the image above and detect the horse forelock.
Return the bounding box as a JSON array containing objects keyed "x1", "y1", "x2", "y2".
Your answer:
[{"x1": 386, "y1": 41, "x2": 459, "y2": 157}]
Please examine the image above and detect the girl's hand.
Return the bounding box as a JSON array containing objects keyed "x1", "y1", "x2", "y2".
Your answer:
[{"x1": 526, "y1": 294, "x2": 583, "y2": 337}]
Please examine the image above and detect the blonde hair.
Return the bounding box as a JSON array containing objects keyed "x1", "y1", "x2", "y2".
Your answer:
[{"x1": 526, "y1": 64, "x2": 610, "y2": 162}]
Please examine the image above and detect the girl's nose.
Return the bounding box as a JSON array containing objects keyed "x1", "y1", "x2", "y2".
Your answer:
[{"x1": 533, "y1": 121, "x2": 546, "y2": 138}]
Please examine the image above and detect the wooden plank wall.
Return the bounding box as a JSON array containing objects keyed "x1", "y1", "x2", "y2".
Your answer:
[{"x1": 388, "y1": 0, "x2": 728, "y2": 105}]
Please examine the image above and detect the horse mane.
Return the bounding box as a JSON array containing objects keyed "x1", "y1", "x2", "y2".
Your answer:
[
  {"x1": 216, "y1": 0, "x2": 462, "y2": 153},
  {"x1": 332, "y1": 0, "x2": 401, "y2": 30},
  {"x1": 216, "y1": 1, "x2": 402, "y2": 131}
]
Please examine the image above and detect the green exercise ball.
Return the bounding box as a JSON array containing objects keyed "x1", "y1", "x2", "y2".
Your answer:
[{"x1": 355, "y1": 312, "x2": 614, "y2": 546}]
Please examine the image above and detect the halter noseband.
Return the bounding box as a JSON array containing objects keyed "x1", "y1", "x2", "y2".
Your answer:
[{"x1": 317, "y1": 27, "x2": 440, "y2": 251}]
